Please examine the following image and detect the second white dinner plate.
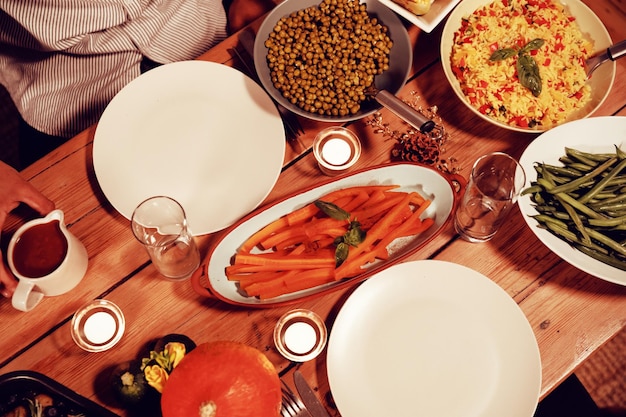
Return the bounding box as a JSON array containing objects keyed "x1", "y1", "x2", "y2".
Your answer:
[
  {"x1": 327, "y1": 260, "x2": 541, "y2": 417},
  {"x1": 93, "y1": 61, "x2": 286, "y2": 235}
]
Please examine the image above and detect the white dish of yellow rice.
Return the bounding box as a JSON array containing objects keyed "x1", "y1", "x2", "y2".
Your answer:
[{"x1": 441, "y1": 0, "x2": 615, "y2": 132}]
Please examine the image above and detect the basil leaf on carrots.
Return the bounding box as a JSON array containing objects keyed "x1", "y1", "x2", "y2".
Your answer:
[{"x1": 314, "y1": 200, "x2": 350, "y2": 221}]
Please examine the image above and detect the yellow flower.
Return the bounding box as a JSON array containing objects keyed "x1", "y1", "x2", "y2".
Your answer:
[
  {"x1": 144, "y1": 365, "x2": 169, "y2": 393},
  {"x1": 165, "y1": 342, "x2": 186, "y2": 369}
]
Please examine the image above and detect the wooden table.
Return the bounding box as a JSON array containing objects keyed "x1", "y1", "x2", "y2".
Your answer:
[{"x1": 1, "y1": 0, "x2": 625, "y2": 415}]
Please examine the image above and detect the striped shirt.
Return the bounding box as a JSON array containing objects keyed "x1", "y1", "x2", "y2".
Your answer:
[{"x1": 0, "y1": 0, "x2": 228, "y2": 138}]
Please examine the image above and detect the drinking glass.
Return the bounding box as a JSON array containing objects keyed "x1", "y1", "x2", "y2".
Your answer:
[
  {"x1": 454, "y1": 152, "x2": 526, "y2": 242},
  {"x1": 131, "y1": 196, "x2": 201, "y2": 280}
]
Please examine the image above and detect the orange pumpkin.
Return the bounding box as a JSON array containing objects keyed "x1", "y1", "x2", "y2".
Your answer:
[{"x1": 161, "y1": 341, "x2": 281, "y2": 417}]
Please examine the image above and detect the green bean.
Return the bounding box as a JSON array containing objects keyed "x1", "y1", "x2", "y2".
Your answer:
[
  {"x1": 557, "y1": 194, "x2": 591, "y2": 244},
  {"x1": 578, "y1": 158, "x2": 626, "y2": 203},
  {"x1": 532, "y1": 214, "x2": 568, "y2": 228},
  {"x1": 567, "y1": 162, "x2": 601, "y2": 173},
  {"x1": 536, "y1": 178, "x2": 604, "y2": 219},
  {"x1": 565, "y1": 150, "x2": 601, "y2": 167},
  {"x1": 592, "y1": 202, "x2": 626, "y2": 213},
  {"x1": 590, "y1": 190, "x2": 626, "y2": 203},
  {"x1": 541, "y1": 221, "x2": 609, "y2": 255},
  {"x1": 584, "y1": 227, "x2": 626, "y2": 256},
  {"x1": 558, "y1": 156, "x2": 605, "y2": 173},
  {"x1": 539, "y1": 163, "x2": 584, "y2": 178},
  {"x1": 540, "y1": 219, "x2": 579, "y2": 244},
  {"x1": 576, "y1": 245, "x2": 626, "y2": 271},
  {"x1": 603, "y1": 211, "x2": 626, "y2": 219},
  {"x1": 565, "y1": 147, "x2": 616, "y2": 164},
  {"x1": 521, "y1": 184, "x2": 542, "y2": 195},
  {"x1": 548, "y1": 156, "x2": 617, "y2": 195},
  {"x1": 587, "y1": 215, "x2": 626, "y2": 227}
]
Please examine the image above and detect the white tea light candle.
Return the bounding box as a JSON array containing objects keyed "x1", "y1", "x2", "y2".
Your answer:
[
  {"x1": 284, "y1": 321, "x2": 317, "y2": 354},
  {"x1": 83, "y1": 311, "x2": 117, "y2": 344},
  {"x1": 322, "y1": 138, "x2": 352, "y2": 166},
  {"x1": 313, "y1": 127, "x2": 361, "y2": 176}
]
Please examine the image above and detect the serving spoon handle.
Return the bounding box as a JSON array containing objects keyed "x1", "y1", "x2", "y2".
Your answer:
[
  {"x1": 373, "y1": 89, "x2": 436, "y2": 133},
  {"x1": 586, "y1": 39, "x2": 626, "y2": 79}
]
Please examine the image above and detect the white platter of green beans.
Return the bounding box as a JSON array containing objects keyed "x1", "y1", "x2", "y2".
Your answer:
[{"x1": 518, "y1": 116, "x2": 626, "y2": 285}]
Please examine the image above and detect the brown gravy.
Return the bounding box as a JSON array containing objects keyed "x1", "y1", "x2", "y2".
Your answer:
[{"x1": 12, "y1": 220, "x2": 68, "y2": 278}]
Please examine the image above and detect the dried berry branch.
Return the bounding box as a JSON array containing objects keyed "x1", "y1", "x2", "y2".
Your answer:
[{"x1": 365, "y1": 92, "x2": 459, "y2": 174}]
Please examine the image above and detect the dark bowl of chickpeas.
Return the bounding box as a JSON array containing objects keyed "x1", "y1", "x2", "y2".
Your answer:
[{"x1": 253, "y1": 0, "x2": 413, "y2": 123}]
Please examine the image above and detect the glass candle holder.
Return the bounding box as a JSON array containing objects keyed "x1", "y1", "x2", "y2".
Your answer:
[
  {"x1": 274, "y1": 309, "x2": 327, "y2": 362},
  {"x1": 71, "y1": 299, "x2": 125, "y2": 352},
  {"x1": 313, "y1": 127, "x2": 361, "y2": 176}
]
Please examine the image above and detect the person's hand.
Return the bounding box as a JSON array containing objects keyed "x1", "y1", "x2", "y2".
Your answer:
[
  {"x1": 228, "y1": 0, "x2": 276, "y2": 33},
  {"x1": 0, "y1": 162, "x2": 55, "y2": 297}
]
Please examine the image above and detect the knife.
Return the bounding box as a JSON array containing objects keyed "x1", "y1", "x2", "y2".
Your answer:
[{"x1": 294, "y1": 371, "x2": 332, "y2": 417}]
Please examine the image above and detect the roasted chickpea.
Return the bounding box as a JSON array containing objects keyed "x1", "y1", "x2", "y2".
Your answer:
[{"x1": 265, "y1": 0, "x2": 392, "y2": 117}]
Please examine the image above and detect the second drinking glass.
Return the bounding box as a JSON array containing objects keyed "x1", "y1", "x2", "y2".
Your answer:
[
  {"x1": 131, "y1": 196, "x2": 201, "y2": 280},
  {"x1": 454, "y1": 152, "x2": 526, "y2": 243}
]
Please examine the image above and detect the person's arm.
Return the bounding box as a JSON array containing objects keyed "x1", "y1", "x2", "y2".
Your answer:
[
  {"x1": 0, "y1": 162, "x2": 55, "y2": 297},
  {"x1": 227, "y1": 0, "x2": 276, "y2": 33}
]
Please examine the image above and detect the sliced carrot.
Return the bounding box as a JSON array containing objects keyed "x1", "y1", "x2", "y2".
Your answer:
[
  {"x1": 260, "y1": 225, "x2": 306, "y2": 250},
  {"x1": 243, "y1": 270, "x2": 299, "y2": 298},
  {"x1": 404, "y1": 217, "x2": 435, "y2": 236},
  {"x1": 320, "y1": 185, "x2": 399, "y2": 204},
  {"x1": 227, "y1": 270, "x2": 285, "y2": 284},
  {"x1": 239, "y1": 216, "x2": 289, "y2": 253},
  {"x1": 351, "y1": 192, "x2": 406, "y2": 222},
  {"x1": 331, "y1": 195, "x2": 356, "y2": 211},
  {"x1": 335, "y1": 192, "x2": 416, "y2": 280},
  {"x1": 289, "y1": 244, "x2": 308, "y2": 255},
  {"x1": 304, "y1": 222, "x2": 347, "y2": 242},
  {"x1": 341, "y1": 190, "x2": 370, "y2": 212},
  {"x1": 233, "y1": 252, "x2": 334, "y2": 267},
  {"x1": 254, "y1": 268, "x2": 335, "y2": 300},
  {"x1": 372, "y1": 207, "x2": 431, "y2": 260},
  {"x1": 282, "y1": 267, "x2": 334, "y2": 292},
  {"x1": 412, "y1": 198, "x2": 432, "y2": 218},
  {"x1": 285, "y1": 202, "x2": 320, "y2": 226}
]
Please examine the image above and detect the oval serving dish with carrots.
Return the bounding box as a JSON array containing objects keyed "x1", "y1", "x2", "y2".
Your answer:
[
  {"x1": 192, "y1": 163, "x2": 463, "y2": 307},
  {"x1": 228, "y1": 185, "x2": 435, "y2": 299}
]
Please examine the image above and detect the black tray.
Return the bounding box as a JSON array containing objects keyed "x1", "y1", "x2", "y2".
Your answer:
[{"x1": 0, "y1": 370, "x2": 120, "y2": 416}]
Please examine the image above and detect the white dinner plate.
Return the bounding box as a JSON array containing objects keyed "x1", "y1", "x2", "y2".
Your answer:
[
  {"x1": 93, "y1": 61, "x2": 286, "y2": 235},
  {"x1": 327, "y1": 260, "x2": 541, "y2": 417},
  {"x1": 379, "y1": 0, "x2": 461, "y2": 33},
  {"x1": 518, "y1": 116, "x2": 626, "y2": 285}
]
